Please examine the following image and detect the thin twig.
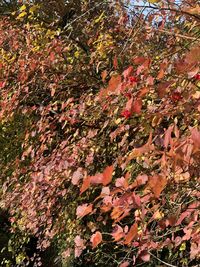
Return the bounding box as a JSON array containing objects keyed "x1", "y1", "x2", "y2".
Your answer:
[
  {"x1": 131, "y1": 5, "x2": 200, "y2": 21},
  {"x1": 156, "y1": 28, "x2": 200, "y2": 41},
  {"x1": 148, "y1": 251, "x2": 178, "y2": 267}
]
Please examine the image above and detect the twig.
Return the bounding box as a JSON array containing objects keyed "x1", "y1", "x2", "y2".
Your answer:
[
  {"x1": 131, "y1": 5, "x2": 200, "y2": 21},
  {"x1": 148, "y1": 251, "x2": 178, "y2": 267},
  {"x1": 156, "y1": 28, "x2": 200, "y2": 41}
]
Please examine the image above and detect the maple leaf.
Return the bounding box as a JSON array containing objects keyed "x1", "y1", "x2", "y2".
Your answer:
[
  {"x1": 90, "y1": 231, "x2": 102, "y2": 248},
  {"x1": 124, "y1": 223, "x2": 138, "y2": 245},
  {"x1": 76, "y1": 203, "x2": 93, "y2": 218}
]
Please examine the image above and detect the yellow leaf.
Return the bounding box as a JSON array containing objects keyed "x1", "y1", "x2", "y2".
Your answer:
[
  {"x1": 29, "y1": 5, "x2": 38, "y2": 14},
  {"x1": 180, "y1": 242, "x2": 186, "y2": 251},
  {"x1": 148, "y1": 0, "x2": 160, "y2": 3},
  {"x1": 17, "y1": 11, "x2": 27, "y2": 19},
  {"x1": 19, "y1": 5, "x2": 26, "y2": 11},
  {"x1": 94, "y1": 11, "x2": 105, "y2": 24}
]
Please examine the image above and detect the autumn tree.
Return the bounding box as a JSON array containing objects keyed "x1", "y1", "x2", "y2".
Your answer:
[{"x1": 0, "y1": 0, "x2": 200, "y2": 266}]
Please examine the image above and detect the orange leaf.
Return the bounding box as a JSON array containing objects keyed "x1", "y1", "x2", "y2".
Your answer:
[
  {"x1": 90, "y1": 231, "x2": 102, "y2": 248},
  {"x1": 148, "y1": 175, "x2": 167, "y2": 198},
  {"x1": 107, "y1": 75, "x2": 121, "y2": 93},
  {"x1": 102, "y1": 165, "x2": 113, "y2": 186},
  {"x1": 101, "y1": 70, "x2": 107, "y2": 82},
  {"x1": 113, "y1": 55, "x2": 118, "y2": 69},
  {"x1": 80, "y1": 176, "x2": 91, "y2": 194},
  {"x1": 124, "y1": 223, "x2": 138, "y2": 245}
]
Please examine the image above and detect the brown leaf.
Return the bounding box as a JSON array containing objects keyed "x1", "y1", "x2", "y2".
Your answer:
[
  {"x1": 124, "y1": 223, "x2": 138, "y2": 245},
  {"x1": 90, "y1": 231, "x2": 102, "y2": 248}
]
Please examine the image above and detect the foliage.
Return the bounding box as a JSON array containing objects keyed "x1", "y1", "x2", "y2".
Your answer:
[{"x1": 0, "y1": 0, "x2": 200, "y2": 266}]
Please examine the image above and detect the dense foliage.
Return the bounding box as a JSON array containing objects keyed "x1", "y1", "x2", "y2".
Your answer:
[{"x1": 0, "y1": 0, "x2": 200, "y2": 266}]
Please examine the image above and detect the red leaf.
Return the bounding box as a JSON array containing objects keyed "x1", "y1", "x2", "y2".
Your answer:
[
  {"x1": 124, "y1": 223, "x2": 138, "y2": 245},
  {"x1": 171, "y1": 92, "x2": 182, "y2": 102},
  {"x1": 90, "y1": 231, "x2": 102, "y2": 248},
  {"x1": 123, "y1": 66, "x2": 134, "y2": 80},
  {"x1": 129, "y1": 76, "x2": 137, "y2": 83},
  {"x1": 102, "y1": 165, "x2": 113, "y2": 186},
  {"x1": 121, "y1": 109, "x2": 131, "y2": 119},
  {"x1": 0, "y1": 81, "x2": 6, "y2": 88},
  {"x1": 76, "y1": 203, "x2": 93, "y2": 218},
  {"x1": 194, "y1": 73, "x2": 200, "y2": 80},
  {"x1": 113, "y1": 55, "x2": 118, "y2": 69},
  {"x1": 131, "y1": 98, "x2": 142, "y2": 114}
]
